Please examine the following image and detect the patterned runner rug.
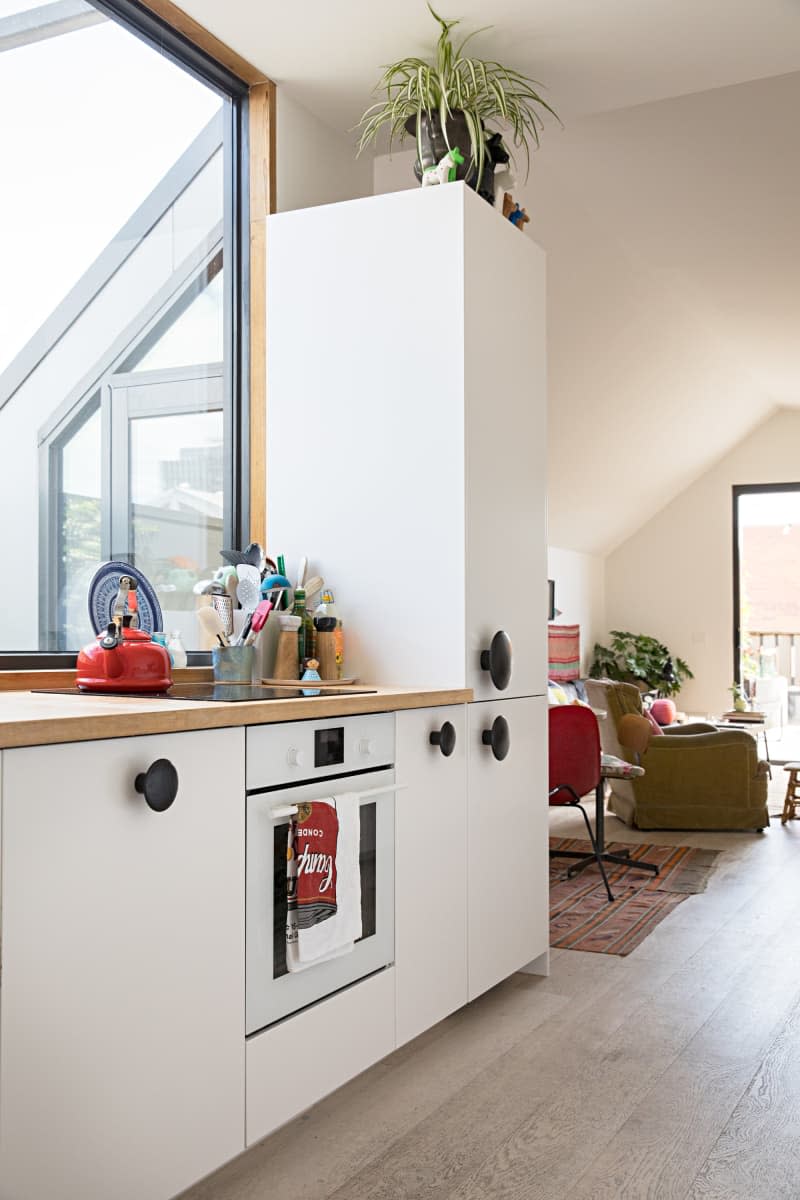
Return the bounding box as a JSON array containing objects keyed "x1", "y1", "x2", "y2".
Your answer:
[{"x1": 549, "y1": 838, "x2": 721, "y2": 956}]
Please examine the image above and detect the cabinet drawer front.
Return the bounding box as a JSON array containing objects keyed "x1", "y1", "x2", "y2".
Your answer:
[
  {"x1": 0, "y1": 728, "x2": 246, "y2": 1200},
  {"x1": 395, "y1": 705, "x2": 468, "y2": 1046},
  {"x1": 467, "y1": 697, "x2": 548, "y2": 1000},
  {"x1": 246, "y1": 967, "x2": 395, "y2": 1146}
]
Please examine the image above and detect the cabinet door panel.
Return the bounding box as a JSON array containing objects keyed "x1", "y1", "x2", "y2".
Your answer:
[
  {"x1": 464, "y1": 197, "x2": 547, "y2": 701},
  {"x1": 0, "y1": 728, "x2": 245, "y2": 1200},
  {"x1": 467, "y1": 696, "x2": 548, "y2": 1000},
  {"x1": 395, "y1": 706, "x2": 468, "y2": 1045}
]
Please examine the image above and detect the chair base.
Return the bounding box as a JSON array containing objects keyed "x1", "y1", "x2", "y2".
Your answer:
[
  {"x1": 550, "y1": 792, "x2": 615, "y2": 903},
  {"x1": 565, "y1": 848, "x2": 660, "y2": 880}
]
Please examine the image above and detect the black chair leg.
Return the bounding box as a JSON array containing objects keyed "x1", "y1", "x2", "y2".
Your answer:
[
  {"x1": 574, "y1": 802, "x2": 614, "y2": 902},
  {"x1": 551, "y1": 796, "x2": 614, "y2": 902}
]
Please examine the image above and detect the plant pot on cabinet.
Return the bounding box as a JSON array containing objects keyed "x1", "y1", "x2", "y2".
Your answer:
[{"x1": 405, "y1": 111, "x2": 478, "y2": 188}]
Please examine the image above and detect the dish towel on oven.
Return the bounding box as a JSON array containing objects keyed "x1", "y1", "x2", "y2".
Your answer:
[{"x1": 286, "y1": 794, "x2": 362, "y2": 972}]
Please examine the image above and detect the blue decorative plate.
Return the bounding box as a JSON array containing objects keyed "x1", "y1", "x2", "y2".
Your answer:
[{"x1": 87, "y1": 561, "x2": 163, "y2": 636}]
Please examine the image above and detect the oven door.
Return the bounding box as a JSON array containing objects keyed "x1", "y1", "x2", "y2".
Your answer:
[{"x1": 246, "y1": 769, "x2": 395, "y2": 1035}]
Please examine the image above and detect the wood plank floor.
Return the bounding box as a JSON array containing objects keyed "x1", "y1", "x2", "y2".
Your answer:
[{"x1": 181, "y1": 774, "x2": 800, "y2": 1200}]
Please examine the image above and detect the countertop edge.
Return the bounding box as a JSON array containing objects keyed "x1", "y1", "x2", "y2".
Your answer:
[{"x1": 0, "y1": 688, "x2": 474, "y2": 750}]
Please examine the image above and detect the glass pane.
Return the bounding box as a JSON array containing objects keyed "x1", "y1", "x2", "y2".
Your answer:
[
  {"x1": 132, "y1": 271, "x2": 224, "y2": 372},
  {"x1": 0, "y1": 6, "x2": 230, "y2": 654},
  {"x1": 130, "y1": 408, "x2": 223, "y2": 647},
  {"x1": 60, "y1": 408, "x2": 101, "y2": 650}
]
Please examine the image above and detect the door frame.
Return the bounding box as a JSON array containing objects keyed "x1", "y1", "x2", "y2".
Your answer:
[{"x1": 732, "y1": 481, "x2": 800, "y2": 688}]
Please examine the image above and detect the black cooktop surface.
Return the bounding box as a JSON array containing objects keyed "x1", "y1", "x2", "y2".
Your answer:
[{"x1": 34, "y1": 684, "x2": 377, "y2": 702}]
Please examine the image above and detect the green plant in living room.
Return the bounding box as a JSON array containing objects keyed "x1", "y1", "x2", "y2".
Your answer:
[
  {"x1": 354, "y1": 4, "x2": 560, "y2": 197},
  {"x1": 729, "y1": 682, "x2": 748, "y2": 712},
  {"x1": 590, "y1": 631, "x2": 693, "y2": 699}
]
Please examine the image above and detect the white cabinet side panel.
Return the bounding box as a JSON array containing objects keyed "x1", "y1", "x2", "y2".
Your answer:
[
  {"x1": 266, "y1": 186, "x2": 466, "y2": 688},
  {"x1": 395, "y1": 705, "x2": 468, "y2": 1046},
  {"x1": 0, "y1": 729, "x2": 246, "y2": 1200},
  {"x1": 463, "y1": 191, "x2": 547, "y2": 700},
  {"x1": 467, "y1": 696, "x2": 548, "y2": 1000}
]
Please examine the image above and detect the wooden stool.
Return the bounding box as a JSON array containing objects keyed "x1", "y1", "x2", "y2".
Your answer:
[{"x1": 781, "y1": 763, "x2": 800, "y2": 824}]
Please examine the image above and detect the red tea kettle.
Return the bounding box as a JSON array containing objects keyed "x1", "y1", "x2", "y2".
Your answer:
[{"x1": 76, "y1": 575, "x2": 172, "y2": 694}]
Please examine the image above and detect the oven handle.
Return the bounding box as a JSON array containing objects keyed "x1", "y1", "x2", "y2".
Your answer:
[
  {"x1": 270, "y1": 804, "x2": 300, "y2": 818},
  {"x1": 268, "y1": 784, "x2": 405, "y2": 820}
]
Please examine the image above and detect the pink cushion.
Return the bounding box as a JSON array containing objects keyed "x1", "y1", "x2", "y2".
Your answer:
[
  {"x1": 646, "y1": 709, "x2": 665, "y2": 736},
  {"x1": 650, "y1": 698, "x2": 677, "y2": 726}
]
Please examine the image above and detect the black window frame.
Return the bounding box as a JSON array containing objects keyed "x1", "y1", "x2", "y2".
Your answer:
[{"x1": 1, "y1": 0, "x2": 250, "y2": 669}]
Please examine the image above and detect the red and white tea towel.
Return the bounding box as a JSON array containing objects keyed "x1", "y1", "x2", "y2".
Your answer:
[{"x1": 286, "y1": 794, "x2": 362, "y2": 972}]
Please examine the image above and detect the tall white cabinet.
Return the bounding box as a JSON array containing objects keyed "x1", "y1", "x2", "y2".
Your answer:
[{"x1": 266, "y1": 183, "x2": 549, "y2": 997}]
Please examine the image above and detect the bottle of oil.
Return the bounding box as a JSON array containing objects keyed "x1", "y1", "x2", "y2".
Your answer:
[{"x1": 293, "y1": 588, "x2": 315, "y2": 666}]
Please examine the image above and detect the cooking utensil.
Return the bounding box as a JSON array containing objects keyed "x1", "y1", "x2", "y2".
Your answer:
[
  {"x1": 303, "y1": 575, "x2": 324, "y2": 606},
  {"x1": 244, "y1": 600, "x2": 273, "y2": 646},
  {"x1": 296, "y1": 556, "x2": 308, "y2": 589},
  {"x1": 236, "y1": 564, "x2": 261, "y2": 613},
  {"x1": 197, "y1": 604, "x2": 230, "y2": 648}
]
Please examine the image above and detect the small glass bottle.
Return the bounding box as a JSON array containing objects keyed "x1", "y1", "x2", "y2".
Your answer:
[{"x1": 167, "y1": 630, "x2": 187, "y2": 669}]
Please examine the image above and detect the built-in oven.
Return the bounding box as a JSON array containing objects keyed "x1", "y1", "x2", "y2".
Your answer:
[{"x1": 245, "y1": 713, "x2": 396, "y2": 1035}]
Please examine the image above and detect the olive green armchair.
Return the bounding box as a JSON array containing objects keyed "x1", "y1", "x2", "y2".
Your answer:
[{"x1": 584, "y1": 679, "x2": 770, "y2": 832}]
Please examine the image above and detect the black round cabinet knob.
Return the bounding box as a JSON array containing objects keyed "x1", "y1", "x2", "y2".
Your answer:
[
  {"x1": 482, "y1": 715, "x2": 510, "y2": 761},
  {"x1": 429, "y1": 720, "x2": 457, "y2": 757},
  {"x1": 134, "y1": 759, "x2": 179, "y2": 812},
  {"x1": 479, "y1": 631, "x2": 512, "y2": 691}
]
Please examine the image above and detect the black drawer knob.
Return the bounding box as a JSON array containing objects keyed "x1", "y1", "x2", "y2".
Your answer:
[
  {"x1": 482, "y1": 715, "x2": 510, "y2": 761},
  {"x1": 134, "y1": 759, "x2": 179, "y2": 812},
  {"x1": 429, "y1": 720, "x2": 456, "y2": 757},
  {"x1": 479, "y1": 631, "x2": 512, "y2": 690}
]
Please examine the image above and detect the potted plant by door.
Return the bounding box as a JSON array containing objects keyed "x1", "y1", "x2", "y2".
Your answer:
[{"x1": 355, "y1": 5, "x2": 560, "y2": 203}]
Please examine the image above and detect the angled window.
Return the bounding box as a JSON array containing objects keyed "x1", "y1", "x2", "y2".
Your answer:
[{"x1": 0, "y1": 0, "x2": 247, "y2": 660}]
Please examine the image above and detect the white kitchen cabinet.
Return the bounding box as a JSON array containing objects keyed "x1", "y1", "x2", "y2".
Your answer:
[
  {"x1": 395, "y1": 705, "x2": 468, "y2": 1046},
  {"x1": 467, "y1": 696, "x2": 548, "y2": 1000},
  {"x1": 266, "y1": 182, "x2": 546, "y2": 700},
  {"x1": 0, "y1": 728, "x2": 246, "y2": 1200}
]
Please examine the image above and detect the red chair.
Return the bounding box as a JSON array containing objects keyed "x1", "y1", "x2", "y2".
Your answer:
[{"x1": 549, "y1": 705, "x2": 614, "y2": 903}]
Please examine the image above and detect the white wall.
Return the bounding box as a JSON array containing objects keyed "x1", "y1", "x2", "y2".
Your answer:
[
  {"x1": 548, "y1": 546, "x2": 606, "y2": 676},
  {"x1": 276, "y1": 90, "x2": 372, "y2": 213},
  {"x1": 605, "y1": 407, "x2": 799, "y2": 715}
]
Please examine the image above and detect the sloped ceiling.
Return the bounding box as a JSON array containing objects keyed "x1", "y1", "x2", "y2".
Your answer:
[
  {"x1": 178, "y1": 0, "x2": 800, "y2": 557},
  {"x1": 176, "y1": 0, "x2": 800, "y2": 128},
  {"x1": 532, "y1": 69, "x2": 800, "y2": 553}
]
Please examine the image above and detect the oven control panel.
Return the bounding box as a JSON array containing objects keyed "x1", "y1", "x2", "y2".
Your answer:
[{"x1": 246, "y1": 713, "x2": 395, "y2": 790}]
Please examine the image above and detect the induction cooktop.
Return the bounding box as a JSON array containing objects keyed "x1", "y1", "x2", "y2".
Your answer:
[{"x1": 34, "y1": 685, "x2": 377, "y2": 702}]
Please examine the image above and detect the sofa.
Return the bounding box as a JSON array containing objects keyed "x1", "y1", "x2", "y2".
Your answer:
[{"x1": 584, "y1": 678, "x2": 770, "y2": 832}]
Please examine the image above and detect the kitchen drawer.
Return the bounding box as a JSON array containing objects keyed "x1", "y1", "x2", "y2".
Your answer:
[{"x1": 246, "y1": 967, "x2": 395, "y2": 1145}]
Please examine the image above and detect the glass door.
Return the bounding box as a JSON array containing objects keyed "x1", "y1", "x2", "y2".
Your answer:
[
  {"x1": 108, "y1": 364, "x2": 225, "y2": 649},
  {"x1": 734, "y1": 483, "x2": 800, "y2": 759}
]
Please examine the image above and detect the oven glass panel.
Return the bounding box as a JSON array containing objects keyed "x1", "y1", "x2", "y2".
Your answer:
[{"x1": 272, "y1": 802, "x2": 377, "y2": 980}]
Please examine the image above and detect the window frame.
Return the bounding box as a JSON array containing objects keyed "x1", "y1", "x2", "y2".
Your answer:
[{"x1": 0, "y1": 0, "x2": 274, "y2": 672}]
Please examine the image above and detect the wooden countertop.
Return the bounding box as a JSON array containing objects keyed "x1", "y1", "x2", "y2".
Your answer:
[{"x1": 0, "y1": 686, "x2": 473, "y2": 750}]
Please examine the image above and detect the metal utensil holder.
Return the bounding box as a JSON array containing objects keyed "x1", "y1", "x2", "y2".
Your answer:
[{"x1": 212, "y1": 645, "x2": 254, "y2": 683}]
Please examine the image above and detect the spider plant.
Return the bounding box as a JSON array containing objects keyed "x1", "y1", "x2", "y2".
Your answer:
[{"x1": 355, "y1": 4, "x2": 560, "y2": 186}]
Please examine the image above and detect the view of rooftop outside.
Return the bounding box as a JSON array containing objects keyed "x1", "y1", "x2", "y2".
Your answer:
[
  {"x1": 738, "y1": 487, "x2": 800, "y2": 758},
  {"x1": 0, "y1": 1, "x2": 230, "y2": 653}
]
